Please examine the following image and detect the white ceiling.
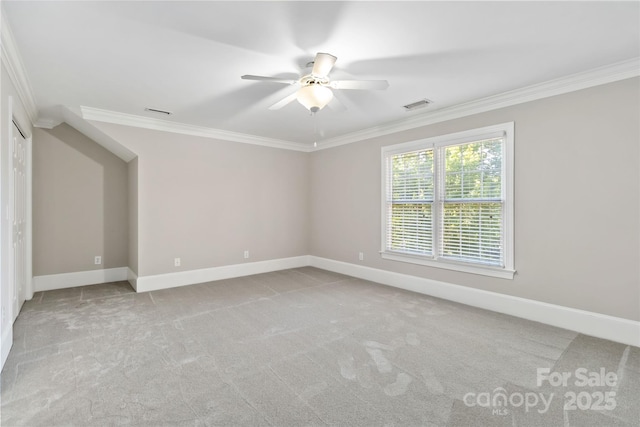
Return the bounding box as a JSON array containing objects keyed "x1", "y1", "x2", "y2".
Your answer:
[{"x1": 3, "y1": 1, "x2": 640, "y2": 146}]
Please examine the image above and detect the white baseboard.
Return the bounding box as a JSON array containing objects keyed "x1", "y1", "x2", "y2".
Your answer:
[
  {"x1": 27, "y1": 257, "x2": 639, "y2": 347},
  {"x1": 1, "y1": 326, "x2": 13, "y2": 370},
  {"x1": 309, "y1": 256, "x2": 640, "y2": 348},
  {"x1": 127, "y1": 268, "x2": 138, "y2": 291},
  {"x1": 135, "y1": 256, "x2": 310, "y2": 293},
  {"x1": 33, "y1": 267, "x2": 129, "y2": 292}
]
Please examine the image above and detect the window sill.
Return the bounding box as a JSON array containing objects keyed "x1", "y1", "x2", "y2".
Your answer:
[{"x1": 380, "y1": 251, "x2": 515, "y2": 279}]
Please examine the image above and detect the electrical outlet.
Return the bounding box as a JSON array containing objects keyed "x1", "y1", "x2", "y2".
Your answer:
[
  {"x1": 244, "y1": 250, "x2": 249, "y2": 259},
  {"x1": 94, "y1": 256, "x2": 102, "y2": 265},
  {"x1": 174, "y1": 258, "x2": 181, "y2": 267},
  {"x1": 358, "y1": 252, "x2": 364, "y2": 261}
]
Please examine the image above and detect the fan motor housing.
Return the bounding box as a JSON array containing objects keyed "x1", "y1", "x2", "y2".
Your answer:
[{"x1": 300, "y1": 75, "x2": 330, "y2": 86}]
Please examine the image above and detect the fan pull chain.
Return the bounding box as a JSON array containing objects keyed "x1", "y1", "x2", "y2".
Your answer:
[{"x1": 313, "y1": 111, "x2": 318, "y2": 148}]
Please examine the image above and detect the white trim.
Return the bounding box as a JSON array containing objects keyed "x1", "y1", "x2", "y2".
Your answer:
[
  {"x1": 380, "y1": 252, "x2": 515, "y2": 279},
  {"x1": 62, "y1": 106, "x2": 136, "y2": 162},
  {"x1": 7, "y1": 98, "x2": 16, "y2": 321},
  {"x1": 33, "y1": 267, "x2": 129, "y2": 292},
  {"x1": 127, "y1": 268, "x2": 138, "y2": 291},
  {"x1": 1, "y1": 325, "x2": 12, "y2": 369},
  {"x1": 25, "y1": 133, "x2": 33, "y2": 300},
  {"x1": 308, "y1": 256, "x2": 640, "y2": 347},
  {"x1": 315, "y1": 57, "x2": 640, "y2": 151},
  {"x1": 0, "y1": 13, "x2": 38, "y2": 127},
  {"x1": 34, "y1": 117, "x2": 61, "y2": 129},
  {"x1": 80, "y1": 106, "x2": 313, "y2": 153},
  {"x1": 135, "y1": 256, "x2": 310, "y2": 293}
]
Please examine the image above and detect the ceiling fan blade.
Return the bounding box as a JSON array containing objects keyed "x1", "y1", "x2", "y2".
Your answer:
[
  {"x1": 241, "y1": 75, "x2": 298, "y2": 85},
  {"x1": 327, "y1": 94, "x2": 347, "y2": 112},
  {"x1": 330, "y1": 80, "x2": 389, "y2": 90},
  {"x1": 311, "y1": 53, "x2": 337, "y2": 78},
  {"x1": 268, "y1": 92, "x2": 299, "y2": 110}
]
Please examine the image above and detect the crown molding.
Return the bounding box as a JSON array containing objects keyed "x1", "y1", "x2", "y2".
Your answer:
[
  {"x1": 63, "y1": 106, "x2": 136, "y2": 162},
  {"x1": 34, "y1": 117, "x2": 61, "y2": 129},
  {"x1": 80, "y1": 106, "x2": 314, "y2": 153},
  {"x1": 314, "y1": 57, "x2": 640, "y2": 151},
  {"x1": 1, "y1": 11, "x2": 38, "y2": 126},
  {"x1": 61, "y1": 57, "x2": 640, "y2": 154}
]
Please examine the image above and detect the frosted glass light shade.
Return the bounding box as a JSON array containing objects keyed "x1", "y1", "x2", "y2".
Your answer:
[{"x1": 297, "y1": 84, "x2": 333, "y2": 112}]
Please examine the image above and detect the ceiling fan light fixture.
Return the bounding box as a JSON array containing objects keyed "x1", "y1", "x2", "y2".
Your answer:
[{"x1": 296, "y1": 84, "x2": 333, "y2": 112}]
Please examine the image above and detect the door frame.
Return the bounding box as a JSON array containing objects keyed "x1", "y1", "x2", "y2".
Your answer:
[{"x1": 7, "y1": 96, "x2": 33, "y2": 320}]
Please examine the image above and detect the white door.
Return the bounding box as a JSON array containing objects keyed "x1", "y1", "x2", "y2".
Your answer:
[{"x1": 12, "y1": 122, "x2": 27, "y2": 318}]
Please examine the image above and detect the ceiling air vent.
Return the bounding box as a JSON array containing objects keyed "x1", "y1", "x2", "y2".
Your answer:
[
  {"x1": 403, "y1": 99, "x2": 432, "y2": 111},
  {"x1": 144, "y1": 107, "x2": 172, "y2": 115}
]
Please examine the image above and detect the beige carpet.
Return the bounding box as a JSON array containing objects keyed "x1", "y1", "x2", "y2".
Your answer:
[{"x1": 1, "y1": 267, "x2": 638, "y2": 426}]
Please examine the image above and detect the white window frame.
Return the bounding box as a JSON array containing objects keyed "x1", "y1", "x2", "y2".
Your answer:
[{"x1": 381, "y1": 122, "x2": 515, "y2": 279}]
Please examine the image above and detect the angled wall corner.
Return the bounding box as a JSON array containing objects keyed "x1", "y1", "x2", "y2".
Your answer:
[
  {"x1": 61, "y1": 106, "x2": 136, "y2": 162},
  {"x1": 32, "y1": 124, "x2": 129, "y2": 278},
  {"x1": 86, "y1": 121, "x2": 311, "y2": 278},
  {"x1": 127, "y1": 157, "x2": 138, "y2": 282}
]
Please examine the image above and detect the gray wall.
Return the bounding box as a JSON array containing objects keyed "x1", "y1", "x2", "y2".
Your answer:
[
  {"x1": 33, "y1": 124, "x2": 128, "y2": 275},
  {"x1": 310, "y1": 77, "x2": 640, "y2": 321},
  {"x1": 90, "y1": 123, "x2": 310, "y2": 277}
]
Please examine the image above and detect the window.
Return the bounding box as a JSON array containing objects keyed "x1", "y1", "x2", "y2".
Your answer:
[{"x1": 381, "y1": 123, "x2": 515, "y2": 279}]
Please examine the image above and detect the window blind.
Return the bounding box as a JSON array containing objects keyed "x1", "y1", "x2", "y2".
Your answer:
[
  {"x1": 440, "y1": 138, "x2": 504, "y2": 266},
  {"x1": 386, "y1": 149, "x2": 434, "y2": 255}
]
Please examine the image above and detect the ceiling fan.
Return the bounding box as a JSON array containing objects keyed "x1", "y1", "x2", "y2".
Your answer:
[{"x1": 241, "y1": 52, "x2": 389, "y2": 113}]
